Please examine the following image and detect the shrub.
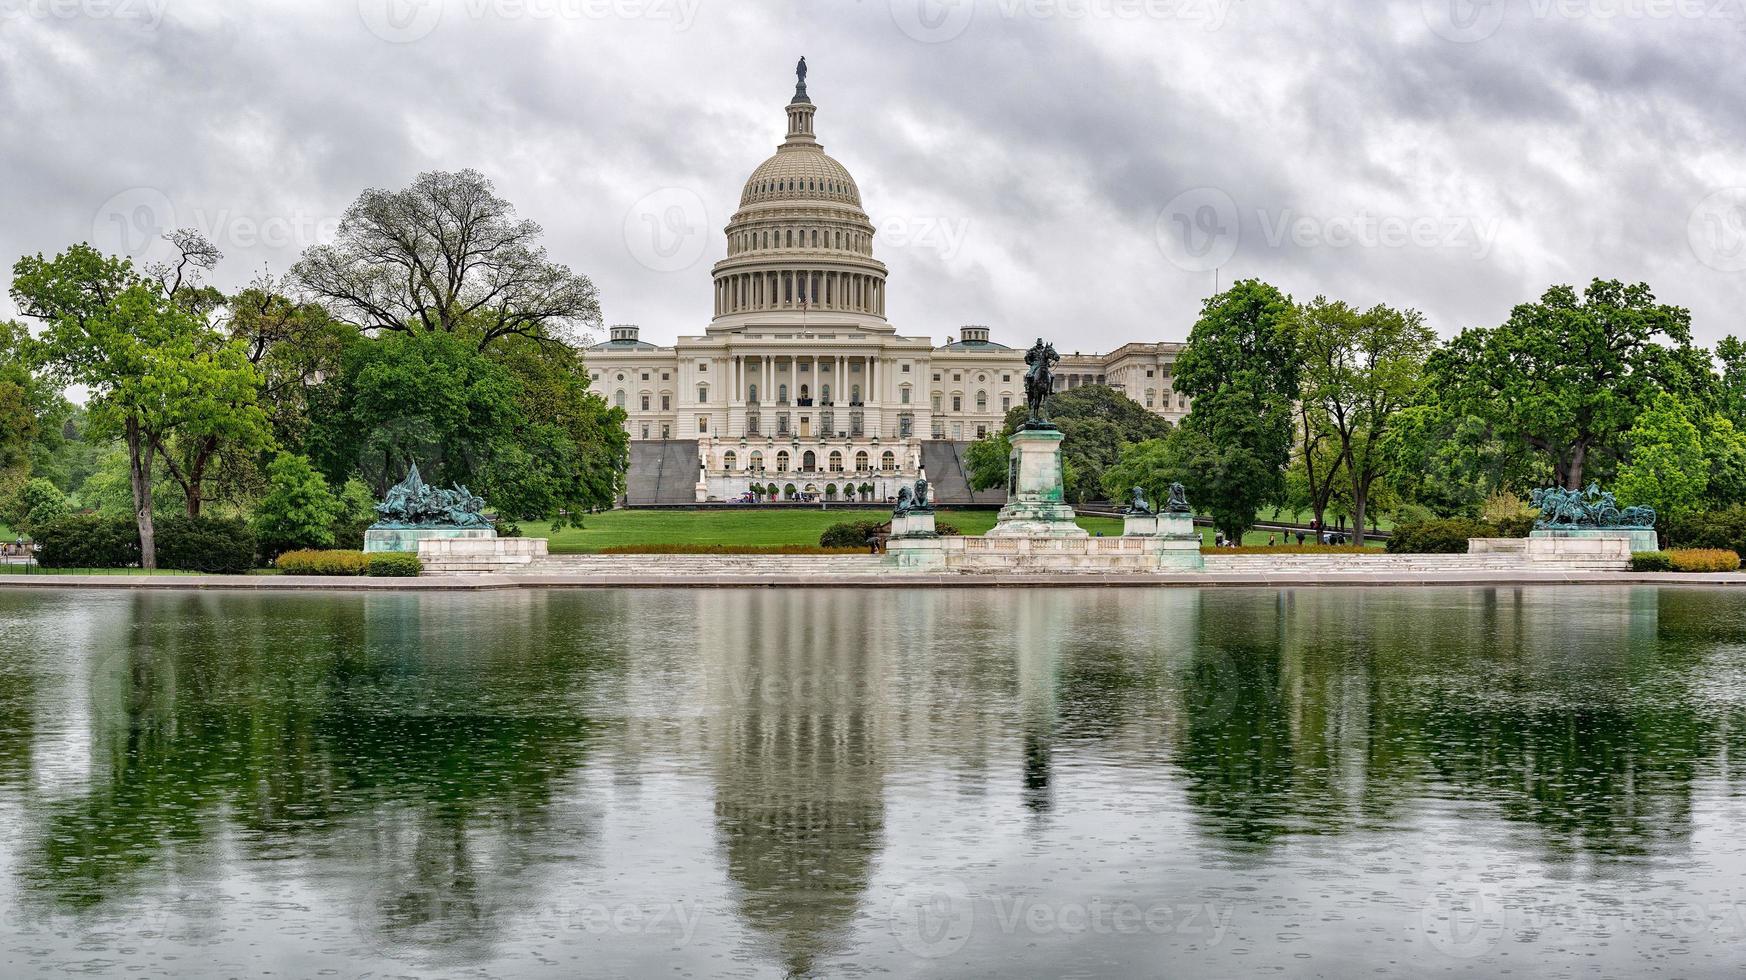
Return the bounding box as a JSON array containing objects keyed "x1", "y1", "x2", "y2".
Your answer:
[
  {"x1": 1667, "y1": 548, "x2": 1741, "y2": 573},
  {"x1": 820, "y1": 520, "x2": 886, "y2": 548},
  {"x1": 1492, "y1": 513, "x2": 1537, "y2": 538},
  {"x1": 253, "y1": 453, "x2": 343, "y2": 560},
  {"x1": 364, "y1": 552, "x2": 422, "y2": 577},
  {"x1": 1631, "y1": 551, "x2": 1675, "y2": 572},
  {"x1": 1666, "y1": 506, "x2": 1746, "y2": 557},
  {"x1": 155, "y1": 514, "x2": 257, "y2": 574},
  {"x1": 276, "y1": 549, "x2": 369, "y2": 576},
  {"x1": 10, "y1": 478, "x2": 69, "y2": 535},
  {"x1": 1386, "y1": 518, "x2": 1497, "y2": 554},
  {"x1": 32, "y1": 514, "x2": 141, "y2": 568}
]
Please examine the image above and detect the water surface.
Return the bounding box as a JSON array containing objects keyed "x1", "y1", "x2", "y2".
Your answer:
[{"x1": 2, "y1": 586, "x2": 1745, "y2": 977}]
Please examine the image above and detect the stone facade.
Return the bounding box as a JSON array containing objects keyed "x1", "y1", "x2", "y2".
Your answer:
[{"x1": 586, "y1": 72, "x2": 1190, "y2": 502}]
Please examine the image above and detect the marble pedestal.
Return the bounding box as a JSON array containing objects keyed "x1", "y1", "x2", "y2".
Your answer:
[
  {"x1": 1122, "y1": 512, "x2": 1204, "y2": 570},
  {"x1": 986, "y1": 427, "x2": 1089, "y2": 539},
  {"x1": 364, "y1": 527, "x2": 497, "y2": 554},
  {"x1": 889, "y1": 512, "x2": 938, "y2": 539}
]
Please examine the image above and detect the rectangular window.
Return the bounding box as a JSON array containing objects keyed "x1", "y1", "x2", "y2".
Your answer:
[
  {"x1": 697, "y1": 416, "x2": 708, "y2": 433},
  {"x1": 698, "y1": 363, "x2": 707, "y2": 372},
  {"x1": 640, "y1": 424, "x2": 650, "y2": 439},
  {"x1": 1001, "y1": 374, "x2": 1011, "y2": 383},
  {"x1": 698, "y1": 386, "x2": 708, "y2": 402},
  {"x1": 662, "y1": 395, "x2": 671, "y2": 411},
  {"x1": 902, "y1": 363, "x2": 911, "y2": 373},
  {"x1": 1002, "y1": 396, "x2": 1011, "y2": 412},
  {"x1": 932, "y1": 373, "x2": 941, "y2": 382},
  {"x1": 976, "y1": 425, "x2": 987, "y2": 439},
  {"x1": 662, "y1": 372, "x2": 670, "y2": 381},
  {"x1": 952, "y1": 396, "x2": 962, "y2": 412},
  {"x1": 901, "y1": 388, "x2": 911, "y2": 404},
  {"x1": 641, "y1": 395, "x2": 650, "y2": 411},
  {"x1": 642, "y1": 372, "x2": 650, "y2": 381}
]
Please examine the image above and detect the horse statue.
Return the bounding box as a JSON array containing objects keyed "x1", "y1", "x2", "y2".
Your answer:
[
  {"x1": 1529, "y1": 484, "x2": 1655, "y2": 530},
  {"x1": 1022, "y1": 338, "x2": 1059, "y2": 428}
]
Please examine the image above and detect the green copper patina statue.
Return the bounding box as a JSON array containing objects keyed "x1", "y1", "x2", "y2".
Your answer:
[
  {"x1": 1021, "y1": 338, "x2": 1059, "y2": 429},
  {"x1": 1529, "y1": 484, "x2": 1654, "y2": 530},
  {"x1": 372, "y1": 464, "x2": 494, "y2": 530}
]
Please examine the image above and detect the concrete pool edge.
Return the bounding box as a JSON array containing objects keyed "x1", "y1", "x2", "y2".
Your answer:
[{"x1": 6, "y1": 570, "x2": 1746, "y2": 590}]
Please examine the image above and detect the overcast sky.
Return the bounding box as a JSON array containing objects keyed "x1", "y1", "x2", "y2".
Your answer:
[{"x1": 3, "y1": 0, "x2": 1746, "y2": 353}]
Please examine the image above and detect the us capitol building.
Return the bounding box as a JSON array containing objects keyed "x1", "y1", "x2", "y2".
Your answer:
[{"x1": 588, "y1": 62, "x2": 1191, "y2": 504}]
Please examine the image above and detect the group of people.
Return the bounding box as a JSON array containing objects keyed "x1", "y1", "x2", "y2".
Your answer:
[
  {"x1": 1212, "y1": 522, "x2": 1351, "y2": 548},
  {"x1": 2, "y1": 537, "x2": 35, "y2": 560}
]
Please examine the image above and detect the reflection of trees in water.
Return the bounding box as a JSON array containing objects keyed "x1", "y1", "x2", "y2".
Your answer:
[
  {"x1": 1171, "y1": 587, "x2": 1746, "y2": 859},
  {"x1": 12, "y1": 590, "x2": 612, "y2": 964}
]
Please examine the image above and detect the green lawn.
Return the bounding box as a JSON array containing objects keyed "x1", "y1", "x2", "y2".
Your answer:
[{"x1": 519, "y1": 508, "x2": 1357, "y2": 554}]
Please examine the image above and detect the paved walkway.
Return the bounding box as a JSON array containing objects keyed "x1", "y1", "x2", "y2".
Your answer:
[{"x1": 4, "y1": 570, "x2": 1746, "y2": 590}]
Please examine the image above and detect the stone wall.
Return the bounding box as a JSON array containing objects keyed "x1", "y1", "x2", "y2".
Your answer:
[{"x1": 418, "y1": 537, "x2": 550, "y2": 575}]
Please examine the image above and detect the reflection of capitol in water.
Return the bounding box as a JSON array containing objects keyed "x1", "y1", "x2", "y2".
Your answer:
[{"x1": 17, "y1": 585, "x2": 1746, "y2": 977}]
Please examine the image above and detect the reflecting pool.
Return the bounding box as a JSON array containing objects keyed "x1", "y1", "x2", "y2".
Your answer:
[{"x1": 2, "y1": 586, "x2": 1746, "y2": 977}]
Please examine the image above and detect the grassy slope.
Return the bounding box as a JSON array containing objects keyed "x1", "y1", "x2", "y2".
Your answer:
[{"x1": 520, "y1": 509, "x2": 1353, "y2": 554}]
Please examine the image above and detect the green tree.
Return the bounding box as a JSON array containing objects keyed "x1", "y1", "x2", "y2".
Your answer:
[
  {"x1": 1615, "y1": 392, "x2": 1709, "y2": 526},
  {"x1": 989, "y1": 385, "x2": 1171, "y2": 503},
  {"x1": 5, "y1": 477, "x2": 67, "y2": 534},
  {"x1": 965, "y1": 432, "x2": 1011, "y2": 492},
  {"x1": 293, "y1": 170, "x2": 601, "y2": 349},
  {"x1": 1293, "y1": 298, "x2": 1437, "y2": 545},
  {"x1": 1427, "y1": 279, "x2": 1704, "y2": 490},
  {"x1": 253, "y1": 453, "x2": 345, "y2": 558},
  {"x1": 1174, "y1": 280, "x2": 1299, "y2": 540},
  {"x1": 12, "y1": 245, "x2": 265, "y2": 568}
]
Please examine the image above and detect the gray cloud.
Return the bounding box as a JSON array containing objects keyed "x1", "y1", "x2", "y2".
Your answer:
[{"x1": 3, "y1": 0, "x2": 1745, "y2": 352}]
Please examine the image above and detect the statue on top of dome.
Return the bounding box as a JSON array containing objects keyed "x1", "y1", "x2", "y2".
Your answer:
[{"x1": 794, "y1": 56, "x2": 809, "y2": 102}]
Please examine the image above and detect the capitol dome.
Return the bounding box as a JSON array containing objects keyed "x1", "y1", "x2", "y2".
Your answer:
[
  {"x1": 710, "y1": 61, "x2": 888, "y2": 324},
  {"x1": 739, "y1": 150, "x2": 861, "y2": 208}
]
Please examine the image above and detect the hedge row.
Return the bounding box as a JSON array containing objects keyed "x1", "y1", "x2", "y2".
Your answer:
[
  {"x1": 817, "y1": 520, "x2": 962, "y2": 548},
  {"x1": 33, "y1": 514, "x2": 255, "y2": 573},
  {"x1": 1631, "y1": 549, "x2": 1742, "y2": 573},
  {"x1": 276, "y1": 550, "x2": 423, "y2": 576},
  {"x1": 1385, "y1": 518, "x2": 1497, "y2": 554}
]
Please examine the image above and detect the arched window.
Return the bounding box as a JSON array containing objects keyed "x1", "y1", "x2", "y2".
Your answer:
[
  {"x1": 1145, "y1": 389, "x2": 1156, "y2": 408},
  {"x1": 779, "y1": 383, "x2": 789, "y2": 403},
  {"x1": 976, "y1": 391, "x2": 987, "y2": 412},
  {"x1": 723, "y1": 451, "x2": 737, "y2": 471},
  {"x1": 748, "y1": 383, "x2": 759, "y2": 403},
  {"x1": 802, "y1": 450, "x2": 817, "y2": 472},
  {"x1": 829, "y1": 451, "x2": 844, "y2": 472},
  {"x1": 800, "y1": 384, "x2": 810, "y2": 400},
  {"x1": 615, "y1": 390, "x2": 626, "y2": 409},
  {"x1": 881, "y1": 451, "x2": 896, "y2": 471},
  {"x1": 776, "y1": 451, "x2": 790, "y2": 472},
  {"x1": 749, "y1": 451, "x2": 764, "y2": 472},
  {"x1": 855, "y1": 451, "x2": 870, "y2": 471}
]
